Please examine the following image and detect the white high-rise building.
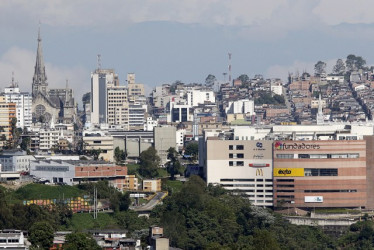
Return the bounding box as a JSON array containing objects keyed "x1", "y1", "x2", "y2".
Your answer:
[
  {"x1": 187, "y1": 90, "x2": 215, "y2": 107},
  {"x1": 2, "y1": 85, "x2": 32, "y2": 130},
  {"x1": 90, "y1": 69, "x2": 119, "y2": 124}
]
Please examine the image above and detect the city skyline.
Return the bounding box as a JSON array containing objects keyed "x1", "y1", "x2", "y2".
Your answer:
[{"x1": 2, "y1": 1, "x2": 374, "y2": 104}]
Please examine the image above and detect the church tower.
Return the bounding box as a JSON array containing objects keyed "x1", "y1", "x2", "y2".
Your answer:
[{"x1": 32, "y1": 27, "x2": 48, "y2": 98}]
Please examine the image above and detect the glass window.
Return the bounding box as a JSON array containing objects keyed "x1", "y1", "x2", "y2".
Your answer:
[{"x1": 236, "y1": 145, "x2": 244, "y2": 150}]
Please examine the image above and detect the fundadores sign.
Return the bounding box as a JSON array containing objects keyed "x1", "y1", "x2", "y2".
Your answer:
[{"x1": 274, "y1": 141, "x2": 320, "y2": 150}]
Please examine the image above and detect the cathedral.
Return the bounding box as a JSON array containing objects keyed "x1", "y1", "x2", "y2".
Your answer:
[{"x1": 31, "y1": 29, "x2": 77, "y2": 124}]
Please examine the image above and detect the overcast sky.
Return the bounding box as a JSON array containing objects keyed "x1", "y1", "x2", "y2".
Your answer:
[{"x1": 1, "y1": 0, "x2": 374, "y2": 106}]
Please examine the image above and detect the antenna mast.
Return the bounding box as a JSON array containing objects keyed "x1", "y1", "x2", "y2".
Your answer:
[
  {"x1": 97, "y1": 54, "x2": 101, "y2": 70},
  {"x1": 228, "y1": 52, "x2": 232, "y2": 85}
]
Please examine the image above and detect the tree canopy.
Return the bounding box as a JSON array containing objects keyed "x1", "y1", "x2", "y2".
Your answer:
[
  {"x1": 314, "y1": 61, "x2": 326, "y2": 76},
  {"x1": 139, "y1": 147, "x2": 161, "y2": 178},
  {"x1": 346, "y1": 54, "x2": 366, "y2": 71}
]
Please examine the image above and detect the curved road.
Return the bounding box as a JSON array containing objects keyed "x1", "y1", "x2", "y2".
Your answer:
[{"x1": 131, "y1": 192, "x2": 166, "y2": 212}]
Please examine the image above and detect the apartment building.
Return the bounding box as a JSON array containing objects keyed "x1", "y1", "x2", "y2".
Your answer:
[{"x1": 0, "y1": 96, "x2": 16, "y2": 147}]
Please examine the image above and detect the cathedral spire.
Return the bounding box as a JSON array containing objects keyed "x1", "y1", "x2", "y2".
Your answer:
[{"x1": 32, "y1": 25, "x2": 48, "y2": 97}]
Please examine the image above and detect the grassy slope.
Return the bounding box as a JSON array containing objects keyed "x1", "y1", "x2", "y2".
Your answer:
[
  {"x1": 15, "y1": 184, "x2": 85, "y2": 200},
  {"x1": 67, "y1": 213, "x2": 119, "y2": 231}
]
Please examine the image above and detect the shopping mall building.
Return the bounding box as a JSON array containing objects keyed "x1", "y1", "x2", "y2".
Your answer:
[{"x1": 273, "y1": 137, "x2": 374, "y2": 209}]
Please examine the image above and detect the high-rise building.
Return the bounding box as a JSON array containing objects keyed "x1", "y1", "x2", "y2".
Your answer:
[
  {"x1": 127, "y1": 73, "x2": 145, "y2": 102},
  {"x1": 107, "y1": 86, "x2": 129, "y2": 129},
  {"x1": 2, "y1": 84, "x2": 32, "y2": 130},
  {"x1": 0, "y1": 96, "x2": 16, "y2": 147},
  {"x1": 90, "y1": 69, "x2": 119, "y2": 124}
]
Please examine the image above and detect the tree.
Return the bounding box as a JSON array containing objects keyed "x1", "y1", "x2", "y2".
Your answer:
[
  {"x1": 110, "y1": 192, "x2": 131, "y2": 212},
  {"x1": 238, "y1": 74, "x2": 250, "y2": 85},
  {"x1": 29, "y1": 221, "x2": 54, "y2": 249},
  {"x1": 167, "y1": 147, "x2": 180, "y2": 180},
  {"x1": 86, "y1": 148, "x2": 102, "y2": 160},
  {"x1": 205, "y1": 74, "x2": 216, "y2": 87},
  {"x1": 346, "y1": 54, "x2": 366, "y2": 72},
  {"x1": 139, "y1": 147, "x2": 161, "y2": 178},
  {"x1": 184, "y1": 142, "x2": 199, "y2": 161},
  {"x1": 64, "y1": 232, "x2": 101, "y2": 250},
  {"x1": 314, "y1": 61, "x2": 326, "y2": 76},
  {"x1": 20, "y1": 137, "x2": 30, "y2": 151},
  {"x1": 114, "y1": 147, "x2": 127, "y2": 164},
  {"x1": 333, "y1": 59, "x2": 346, "y2": 75}
]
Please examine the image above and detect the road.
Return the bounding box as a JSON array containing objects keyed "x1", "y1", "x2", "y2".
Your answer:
[{"x1": 130, "y1": 192, "x2": 166, "y2": 212}]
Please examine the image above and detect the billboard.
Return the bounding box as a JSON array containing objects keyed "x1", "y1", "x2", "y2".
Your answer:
[
  {"x1": 274, "y1": 168, "x2": 304, "y2": 177},
  {"x1": 305, "y1": 196, "x2": 323, "y2": 203}
]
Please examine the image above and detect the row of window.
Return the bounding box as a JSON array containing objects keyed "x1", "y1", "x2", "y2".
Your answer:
[
  {"x1": 277, "y1": 153, "x2": 360, "y2": 159},
  {"x1": 229, "y1": 153, "x2": 244, "y2": 158},
  {"x1": 229, "y1": 161, "x2": 244, "y2": 166},
  {"x1": 229, "y1": 145, "x2": 244, "y2": 150},
  {"x1": 220, "y1": 178, "x2": 273, "y2": 182},
  {"x1": 221, "y1": 184, "x2": 273, "y2": 187}
]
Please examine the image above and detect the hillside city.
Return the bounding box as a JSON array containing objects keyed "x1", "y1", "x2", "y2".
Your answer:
[{"x1": 2, "y1": 31, "x2": 374, "y2": 249}]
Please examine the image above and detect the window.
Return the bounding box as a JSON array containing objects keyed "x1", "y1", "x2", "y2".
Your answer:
[
  {"x1": 276, "y1": 179, "x2": 294, "y2": 182},
  {"x1": 265, "y1": 179, "x2": 273, "y2": 182},
  {"x1": 304, "y1": 189, "x2": 357, "y2": 193},
  {"x1": 277, "y1": 184, "x2": 294, "y2": 188},
  {"x1": 256, "y1": 179, "x2": 264, "y2": 182},
  {"x1": 229, "y1": 145, "x2": 233, "y2": 150},
  {"x1": 277, "y1": 154, "x2": 294, "y2": 159},
  {"x1": 256, "y1": 184, "x2": 263, "y2": 187},
  {"x1": 229, "y1": 154, "x2": 233, "y2": 158},
  {"x1": 237, "y1": 154, "x2": 244, "y2": 158},
  {"x1": 237, "y1": 161, "x2": 244, "y2": 166},
  {"x1": 277, "y1": 190, "x2": 294, "y2": 192},
  {"x1": 277, "y1": 195, "x2": 294, "y2": 199},
  {"x1": 236, "y1": 145, "x2": 244, "y2": 150},
  {"x1": 304, "y1": 168, "x2": 338, "y2": 176},
  {"x1": 298, "y1": 154, "x2": 310, "y2": 158},
  {"x1": 229, "y1": 161, "x2": 244, "y2": 167}
]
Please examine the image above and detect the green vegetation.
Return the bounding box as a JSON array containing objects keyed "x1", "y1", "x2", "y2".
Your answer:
[
  {"x1": 255, "y1": 92, "x2": 285, "y2": 105},
  {"x1": 162, "y1": 179, "x2": 184, "y2": 194},
  {"x1": 67, "y1": 213, "x2": 118, "y2": 231},
  {"x1": 127, "y1": 163, "x2": 140, "y2": 175},
  {"x1": 2, "y1": 178, "x2": 374, "y2": 249},
  {"x1": 315, "y1": 208, "x2": 361, "y2": 214},
  {"x1": 29, "y1": 221, "x2": 54, "y2": 249},
  {"x1": 139, "y1": 146, "x2": 161, "y2": 178},
  {"x1": 15, "y1": 184, "x2": 85, "y2": 200},
  {"x1": 64, "y1": 232, "x2": 101, "y2": 250}
]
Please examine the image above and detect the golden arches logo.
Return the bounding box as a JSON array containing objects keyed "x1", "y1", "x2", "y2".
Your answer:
[{"x1": 256, "y1": 169, "x2": 263, "y2": 176}]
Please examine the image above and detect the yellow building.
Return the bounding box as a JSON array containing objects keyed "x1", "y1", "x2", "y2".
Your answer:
[{"x1": 123, "y1": 175, "x2": 138, "y2": 190}]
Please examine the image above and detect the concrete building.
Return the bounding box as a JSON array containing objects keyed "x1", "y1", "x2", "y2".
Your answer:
[
  {"x1": 2, "y1": 84, "x2": 32, "y2": 130},
  {"x1": 30, "y1": 160, "x2": 127, "y2": 189},
  {"x1": 186, "y1": 89, "x2": 215, "y2": 107},
  {"x1": 225, "y1": 99, "x2": 255, "y2": 116},
  {"x1": 38, "y1": 128, "x2": 63, "y2": 151},
  {"x1": 83, "y1": 130, "x2": 114, "y2": 162},
  {"x1": 143, "y1": 179, "x2": 161, "y2": 192},
  {"x1": 128, "y1": 103, "x2": 147, "y2": 129},
  {"x1": 0, "y1": 150, "x2": 33, "y2": 172},
  {"x1": 273, "y1": 139, "x2": 370, "y2": 209},
  {"x1": 90, "y1": 69, "x2": 119, "y2": 124},
  {"x1": 201, "y1": 135, "x2": 274, "y2": 206},
  {"x1": 107, "y1": 85, "x2": 129, "y2": 129},
  {"x1": 123, "y1": 175, "x2": 138, "y2": 190},
  {"x1": 0, "y1": 230, "x2": 28, "y2": 250},
  {"x1": 154, "y1": 126, "x2": 177, "y2": 164},
  {"x1": 0, "y1": 96, "x2": 16, "y2": 147}
]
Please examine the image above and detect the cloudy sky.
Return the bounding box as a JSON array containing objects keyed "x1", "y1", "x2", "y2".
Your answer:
[{"x1": 1, "y1": 0, "x2": 374, "y2": 106}]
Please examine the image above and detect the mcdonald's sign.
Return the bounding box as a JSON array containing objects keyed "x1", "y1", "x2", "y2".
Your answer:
[{"x1": 256, "y1": 168, "x2": 264, "y2": 176}]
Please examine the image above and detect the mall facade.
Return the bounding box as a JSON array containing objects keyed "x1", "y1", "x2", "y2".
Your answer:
[{"x1": 201, "y1": 128, "x2": 374, "y2": 209}]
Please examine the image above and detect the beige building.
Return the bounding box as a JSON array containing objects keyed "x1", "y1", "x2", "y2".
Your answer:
[
  {"x1": 200, "y1": 132, "x2": 273, "y2": 206},
  {"x1": 154, "y1": 126, "x2": 177, "y2": 164},
  {"x1": 0, "y1": 96, "x2": 16, "y2": 147},
  {"x1": 83, "y1": 131, "x2": 114, "y2": 162},
  {"x1": 107, "y1": 86, "x2": 129, "y2": 129},
  {"x1": 143, "y1": 179, "x2": 161, "y2": 192}
]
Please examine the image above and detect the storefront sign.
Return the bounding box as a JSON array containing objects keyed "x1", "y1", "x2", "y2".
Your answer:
[
  {"x1": 274, "y1": 168, "x2": 304, "y2": 177},
  {"x1": 275, "y1": 141, "x2": 320, "y2": 150},
  {"x1": 304, "y1": 196, "x2": 323, "y2": 203}
]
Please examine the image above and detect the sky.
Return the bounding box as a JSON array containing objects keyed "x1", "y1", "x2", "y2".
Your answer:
[{"x1": 2, "y1": 0, "x2": 374, "y2": 107}]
